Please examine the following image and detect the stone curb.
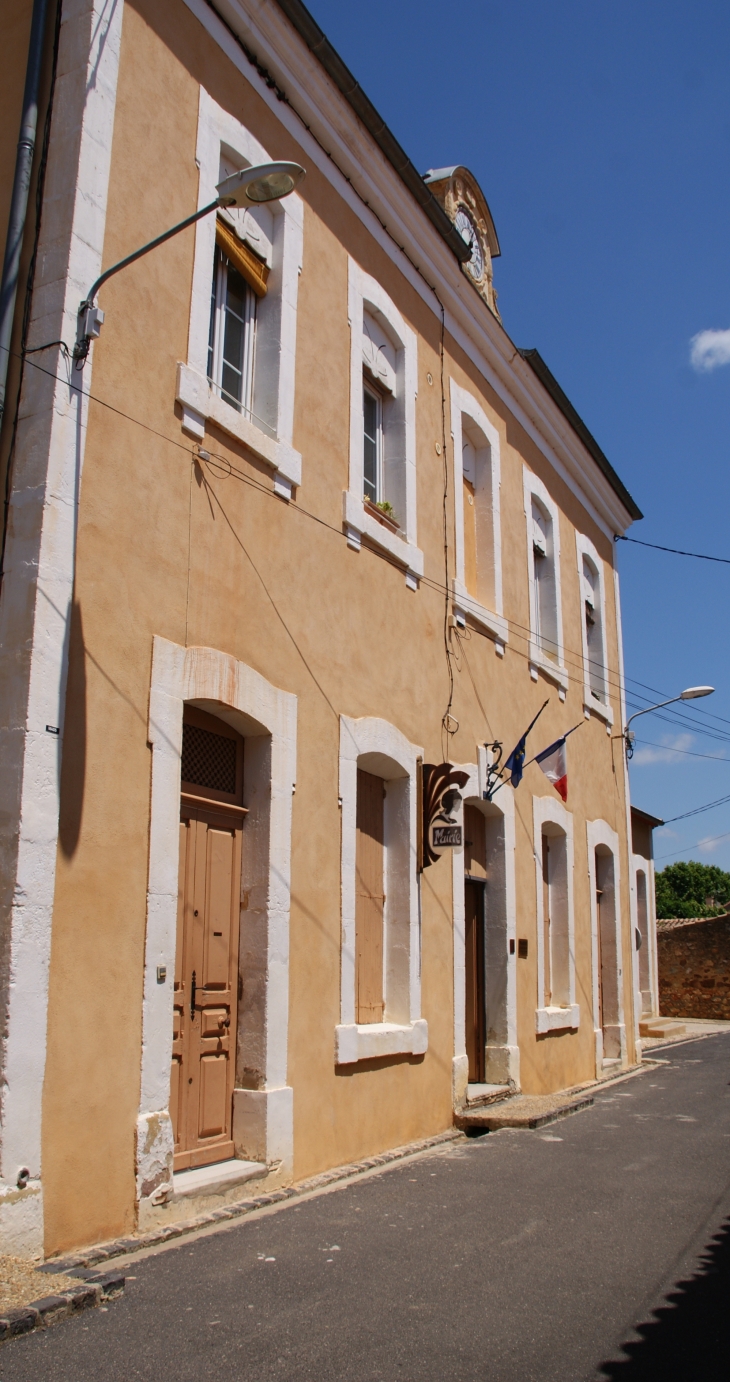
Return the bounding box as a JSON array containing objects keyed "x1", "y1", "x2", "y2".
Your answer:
[
  {"x1": 41, "y1": 1130, "x2": 464, "y2": 1273},
  {"x1": 0, "y1": 1272, "x2": 125, "y2": 1344}
]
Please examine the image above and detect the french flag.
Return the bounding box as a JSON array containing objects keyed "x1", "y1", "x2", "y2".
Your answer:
[{"x1": 534, "y1": 735, "x2": 568, "y2": 802}]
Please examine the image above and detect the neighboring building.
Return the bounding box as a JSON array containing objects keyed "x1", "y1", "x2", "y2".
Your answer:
[
  {"x1": 0, "y1": 0, "x2": 644, "y2": 1259},
  {"x1": 630, "y1": 806, "x2": 662, "y2": 1018},
  {"x1": 657, "y1": 914, "x2": 730, "y2": 1022}
]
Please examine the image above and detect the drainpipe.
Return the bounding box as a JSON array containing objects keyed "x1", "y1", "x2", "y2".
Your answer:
[{"x1": 0, "y1": 0, "x2": 50, "y2": 426}]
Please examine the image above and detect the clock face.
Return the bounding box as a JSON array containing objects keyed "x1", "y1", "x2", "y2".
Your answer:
[{"x1": 454, "y1": 207, "x2": 484, "y2": 281}]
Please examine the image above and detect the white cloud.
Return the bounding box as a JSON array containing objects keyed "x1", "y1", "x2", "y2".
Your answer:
[
  {"x1": 632, "y1": 733, "x2": 695, "y2": 766},
  {"x1": 690, "y1": 328, "x2": 730, "y2": 372},
  {"x1": 698, "y1": 835, "x2": 724, "y2": 855}
]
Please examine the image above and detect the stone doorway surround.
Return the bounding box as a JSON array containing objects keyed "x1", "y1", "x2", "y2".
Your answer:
[
  {"x1": 451, "y1": 751, "x2": 519, "y2": 1109},
  {"x1": 587, "y1": 818, "x2": 626, "y2": 1074},
  {"x1": 137, "y1": 637, "x2": 297, "y2": 1226}
]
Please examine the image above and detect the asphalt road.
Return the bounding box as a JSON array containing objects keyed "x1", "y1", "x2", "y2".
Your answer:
[{"x1": 2, "y1": 1033, "x2": 730, "y2": 1382}]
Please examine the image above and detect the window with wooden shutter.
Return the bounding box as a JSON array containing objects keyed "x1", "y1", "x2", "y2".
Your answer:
[{"x1": 355, "y1": 768, "x2": 385, "y2": 1023}]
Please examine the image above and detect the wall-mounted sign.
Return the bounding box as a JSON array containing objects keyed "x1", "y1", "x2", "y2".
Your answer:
[{"x1": 421, "y1": 762, "x2": 470, "y2": 869}]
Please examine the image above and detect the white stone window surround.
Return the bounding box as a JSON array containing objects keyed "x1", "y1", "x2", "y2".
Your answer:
[
  {"x1": 137, "y1": 637, "x2": 297, "y2": 1215},
  {"x1": 587, "y1": 818, "x2": 626, "y2": 1071},
  {"x1": 176, "y1": 88, "x2": 304, "y2": 499},
  {"x1": 575, "y1": 532, "x2": 613, "y2": 726},
  {"x1": 533, "y1": 796, "x2": 580, "y2": 1033},
  {"x1": 449, "y1": 382, "x2": 507, "y2": 649},
  {"x1": 451, "y1": 751, "x2": 519, "y2": 1108},
  {"x1": 344, "y1": 259, "x2": 423, "y2": 585},
  {"x1": 523, "y1": 469, "x2": 569, "y2": 696},
  {"x1": 336, "y1": 715, "x2": 426, "y2": 1064},
  {"x1": 633, "y1": 853, "x2": 658, "y2": 1016}
]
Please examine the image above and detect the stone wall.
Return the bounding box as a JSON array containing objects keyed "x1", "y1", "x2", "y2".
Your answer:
[{"x1": 658, "y1": 915, "x2": 730, "y2": 1020}]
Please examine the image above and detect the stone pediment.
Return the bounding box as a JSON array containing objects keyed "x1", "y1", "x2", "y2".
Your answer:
[{"x1": 424, "y1": 166, "x2": 501, "y2": 319}]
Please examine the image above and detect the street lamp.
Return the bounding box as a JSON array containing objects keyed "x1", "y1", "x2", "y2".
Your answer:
[
  {"x1": 624, "y1": 685, "x2": 715, "y2": 758},
  {"x1": 74, "y1": 161, "x2": 305, "y2": 362}
]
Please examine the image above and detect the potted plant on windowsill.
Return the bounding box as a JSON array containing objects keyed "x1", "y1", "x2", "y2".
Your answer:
[{"x1": 364, "y1": 498, "x2": 401, "y2": 534}]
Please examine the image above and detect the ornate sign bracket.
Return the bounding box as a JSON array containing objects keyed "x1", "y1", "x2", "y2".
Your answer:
[{"x1": 421, "y1": 763, "x2": 470, "y2": 870}]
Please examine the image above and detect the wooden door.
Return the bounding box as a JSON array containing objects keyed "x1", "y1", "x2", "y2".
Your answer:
[
  {"x1": 172, "y1": 708, "x2": 245, "y2": 1171},
  {"x1": 465, "y1": 879, "x2": 486, "y2": 1083},
  {"x1": 596, "y1": 885, "x2": 604, "y2": 1032},
  {"x1": 355, "y1": 768, "x2": 385, "y2": 1023}
]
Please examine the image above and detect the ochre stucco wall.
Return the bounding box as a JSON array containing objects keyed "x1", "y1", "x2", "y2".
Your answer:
[{"x1": 40, "y1": 0, "x2": 636, "y2": 1254}]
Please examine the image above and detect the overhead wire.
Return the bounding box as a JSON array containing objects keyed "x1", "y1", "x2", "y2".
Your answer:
[{"x1": 11, "y1": 351, "x2": 730, "y2": 754}]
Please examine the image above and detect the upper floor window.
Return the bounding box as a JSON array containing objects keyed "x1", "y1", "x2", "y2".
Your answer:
[
  {"x1": 208, "y1": 247, "x2": 257, "y2": 416},
  {"x1": 576, "y1": 533, "x2": 612, "y2": 723},
  {"x1": 178, "y1": 92, "x2": 304, "y2": 499},
  {"x1": 344, "y1": 260, "x2": 422, "y2": 587},
  {"x1": 524, "y1": 470, "x2": 567, "y2": 694},
  {"x1": 449, "y1": 381, "x2": 506, "y2": 648},
  {"x1": 363, "y1": 380, "x2": 383, "y2": 506}
]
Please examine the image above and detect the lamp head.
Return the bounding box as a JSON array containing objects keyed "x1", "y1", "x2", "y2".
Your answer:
[
  {"x1": 215, "y1": 161, "x2": 305, "y2": 209},
  {"x1": 680, "y1": 686, "x2": 715, "y2": 699}
]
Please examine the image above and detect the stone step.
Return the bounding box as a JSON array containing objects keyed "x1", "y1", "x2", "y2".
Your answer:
[
  {"x1": 455, "y1": 1091, "x2": 594, "y2": 1133},
  {"x1": 639, "y1": 1019, "x2": 687, "y2": 1038},
  {"x1": 465, "y1": 1083, "x2": 511, "y2": 1109}
]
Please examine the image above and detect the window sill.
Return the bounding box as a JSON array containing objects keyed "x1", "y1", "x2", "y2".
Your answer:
[
  {"x1": 452, "y1": 580, "x2": 508, "y2": 647},
  {"x1": 335, "y1": 1019, "x2": 428, "y2": 1065},
  {"x1": 343, "y1": 491, "x2": 424, "y2": 582},
  {"x1": 176, "y1": 363, "x2": 301, "y2": 492},
  {"x1": 535, "y1": 1004, "x2": 580, "y2": 1034},
  {"x1": 528, "y1": 642, "x2": 569, "y2": 694},
  {"x1": 583, "y1": 691, "x2": 614, "y2": 727}
]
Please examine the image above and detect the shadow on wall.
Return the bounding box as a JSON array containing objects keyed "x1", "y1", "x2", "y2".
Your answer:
[
  {"x1": 595, "y1": 1214, "x2": 730, "y2": 1381},
  {"x1": 58, "y1": 600, "x2": 86, "y2": 858}
]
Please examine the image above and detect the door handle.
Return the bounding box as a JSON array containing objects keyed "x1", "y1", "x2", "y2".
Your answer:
[
  {"x1": 190, "y1": 970, "x2": 196, "y2": 1021},
  {"x1": 218, "y1": 1015, "x2": 231, "y2": 1030}
]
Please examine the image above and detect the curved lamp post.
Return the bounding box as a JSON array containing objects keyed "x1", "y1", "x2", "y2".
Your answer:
[
  {"x1": 74, "y1": 161, "x2": 305, "y2": 363},
  {"x1": 624, "y1": 685, "x2": 715, "y2": 759}
]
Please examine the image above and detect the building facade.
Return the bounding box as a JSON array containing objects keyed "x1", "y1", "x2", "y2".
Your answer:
[{"x1": 0, "y1": 0, "x2": 644, "y2": 1259}]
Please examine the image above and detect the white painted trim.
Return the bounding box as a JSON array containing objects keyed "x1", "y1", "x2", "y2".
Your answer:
[
  {"x1": 137, "y1": 638, "x2": 297, "y2": 1202},
  {"x1": 336, "y1": 715, "x2": 424, "y2": 1063},
  {"x1": 451, "y1": 755, "x2": 519, "y2": 1105},
  {"x1": 182, "y1": 87, "x2": 303, "y2": 490},
  {"x1": 533, "y1": 795, "x2": 579, "y2": 1034},
  {"x1": 523, "y1": 469, "x2": 569, "y2": 692},
  {"x1": 586, "y1": 818, "x2": 626, "y2": 1072},
  {"x1": 0, "y1": 0, "x2": 124, "y2": 1257},
  {"x1": 179, "y1": 0, "x2": 636, "y2": 540},
  {"x1": 449, "y1": 380, "x2": 507, "y2": 644},
  {"x1": 633, "y1": 854, "x2": 657, "y2": 1017},
  {"x1": 345, "y1": 258, "x2": 423, "y2": 579},
  {"x1": 176, "y1": 364, "x2": 301, "y2": 487},
  {"x1": 335, "y1": 1021, "x2": 428, "y2": 1064},
  {"x1": 575, "y1": 532, "x2": 613, "y2": 725}
]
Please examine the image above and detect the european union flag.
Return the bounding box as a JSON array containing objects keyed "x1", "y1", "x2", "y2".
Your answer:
[{"x1": 504, "y1": 700, "x2": 548, "y2": 789}]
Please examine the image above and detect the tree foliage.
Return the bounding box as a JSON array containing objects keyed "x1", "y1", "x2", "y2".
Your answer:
[{"x1": 655, "y1": 860, "x2": 730, "y2": 919}]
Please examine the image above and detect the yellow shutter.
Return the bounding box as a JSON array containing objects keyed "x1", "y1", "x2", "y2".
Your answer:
[
  {"x1": 355, "y1": 769, "x2": 385, "y2": 1024},
  {"x1": 215, "y1": 216, "x2": 269, "y2": 298}
]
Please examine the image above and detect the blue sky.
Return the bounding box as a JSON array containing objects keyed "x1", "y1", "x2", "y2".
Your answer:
[{"x1": 308, "y1": 0, "x2": 730, "y2": 873}]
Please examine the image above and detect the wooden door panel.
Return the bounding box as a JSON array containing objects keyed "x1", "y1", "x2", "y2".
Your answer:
[
  {"x1": 203, "y1": 827, "x2": 236, "y2": 989},
  {"x1": 173, "y1": 807, "x2": 242, "y2": 1170},
  {"x1": 198, "y1": 1052, "x2": 229, "y2": 1140}
]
